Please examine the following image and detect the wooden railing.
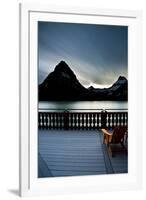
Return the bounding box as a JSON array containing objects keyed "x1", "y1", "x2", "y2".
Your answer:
[{"x1": 38, "y1": 110, "x2": 128, "y2": 130}]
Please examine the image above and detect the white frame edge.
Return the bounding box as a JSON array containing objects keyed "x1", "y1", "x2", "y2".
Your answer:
[{"x1": 19, "y1": 3, "x2": 143, "y2": 197}]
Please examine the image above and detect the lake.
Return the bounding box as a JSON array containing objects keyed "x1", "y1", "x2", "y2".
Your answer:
[{"x1": 39, "y1": 101, "x2": 128, "y2": 111}]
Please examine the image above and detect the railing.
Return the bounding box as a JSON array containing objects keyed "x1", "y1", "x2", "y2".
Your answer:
[{"x1": 38, "y1": 109, "x2": 128, "y2": 130}]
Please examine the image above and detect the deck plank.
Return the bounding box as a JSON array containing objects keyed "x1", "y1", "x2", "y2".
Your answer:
[{"x1": 38, "y1": 130, "x2": 127, "y2": 177}]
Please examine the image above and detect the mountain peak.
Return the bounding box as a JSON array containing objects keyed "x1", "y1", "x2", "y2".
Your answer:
[
  {"x1": 58, "y1": 60, "x2": 68, "y2": 67},
  {"x1": 55, "y1": 60, "x2": 71, "y2": 71},
  {"x1": 88, "y1": 86, "x2": 95, "y2": 90},
  {"x1": 54, "y1": 60, "x2": 76, "y2": 79},
  {"x1": 118, "y1": 76, "x2": 127, "y2": 81}
]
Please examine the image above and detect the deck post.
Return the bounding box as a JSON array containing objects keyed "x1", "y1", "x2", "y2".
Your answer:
[
  {"x1": 101, "y1": 110, "x2": 107, "y2": 128},
  {"x1": 64, "y1": 110, "x2": 69, "y2": 130}
]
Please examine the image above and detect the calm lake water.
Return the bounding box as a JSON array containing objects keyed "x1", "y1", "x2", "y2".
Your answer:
[{"x1": 39, "y1": 101, "x2": 128, "y2": 111}]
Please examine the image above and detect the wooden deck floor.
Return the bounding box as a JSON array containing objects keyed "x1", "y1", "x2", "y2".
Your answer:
[{"x1": 38, "y1": 130, "x2": 128, "y2": 178}]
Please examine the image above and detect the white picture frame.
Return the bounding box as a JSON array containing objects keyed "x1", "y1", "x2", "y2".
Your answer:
[{"x1": 19, "y1": 3, "x2": 143, "y2": 197}]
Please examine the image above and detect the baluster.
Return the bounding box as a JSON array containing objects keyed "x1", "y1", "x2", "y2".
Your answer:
[
  {"x1": 119, "y1": 113, "x2": 121, "y2": 126},
  {"x1": 123, "y1": 113, "x2": 125, "y2": 127},
  {"x1": 109, "y1": 113, "x2": 111, "y2": 128},
  {"x1": 58, "y1": 113, "x2": 61, "y2": 129},
  {"x1": 82, "y1": 113, "x2": 84, "y2": 129},
  {"x1": 110, "y1": 113, "x2": 112, "y2": 128},
  {"x1": 38, "y1": 112, "x2": 41, "y2": 129},
  {"x1": 45, "y1": 113, "x2": 48, "y2": 129},
  {"x1": 56, "y1": 113, "x2": 58, "y2": 129},
  {"x1": 88, "y1": 113, "x2": 90, "y2": 130},
  {"x1": 72, "y1": 113, "x2": 74, "y2": 129},
  {"x1": 94, "y1": 113, "x2": 97, "y2": 129},
  {"x1": 116, "y1": 113, "x2": 119, "y2": 127},
  {"x1": 83, "y1": 113, "x2": 85, "y2": 129},
  {"x1": 41, "y1": 113, "x2": 43, "y2": 128},
  {"x1": 119, "y1": 113, "x2": 121, "y2": 127},
  {"x1": 47, "y1": 113, "x2": 50, "y2": 129},
  {"x1": 88, "y1": 113, "x2": 90, "y2": 129},
  {"x1": 120, "y1": 113, "x2": 122, "y2": 126},
  {"x1": 41, "y1": 113, "x2": 43, "y2": 129},
  {"x1": 83, "y1": 113, "x2": 86, "y2": 129},
  {"x1": 106, "y1": 113, "x2": 108, "y2": 128},
  {"x1": 51, "y1": 113, "x2": 54, "y2": 129},
  {"x1": 54, "y1": 113, "x2": 57, "y2": 129},
  {"x1": 85, "y1": 113, "x2": 87, "y2": 130},
  {"x1": 118, "y1": 113, "x2": 120, "y2": 127},
  {"x1": 126, "y1": 113, "x2": 128, "y2": 127},
  {"x1": 89, "y1": 113, "x2": 91, "y2": 129},
  {"x1": 113, "y1": 113, "x2": 116, "y2": 127},
  {"x1": 96, "y1": 113, "x2": 98, "y2": 128},
  {"x1": 88, "y1": 113, "x2": 91, "y2": 130},
  {"x1": 93, "y1": 113, "x2": 95, "y2": 129},
  {"x1": 80, "y1": 113, "x2": 82, "y2": 129},
  {"x1": 115, "y1": 113, "x2": 117, "y2": 127},
  {"x1": 111, "y1": 113, "x2": 114, "y2": 128},
  {"x1": 107, "y1": 113, "x2": 109, "y2": 128},
  {"x1": 121, "y1": 113, "x2": 124, "y2": 126},
  {"x1": 44, "y1": 113, "x2": 47, "y2": 128},
  {"x1": 76, "y1": 113, "x2": 78, "y2": 129},
  {"x1": 68, "y1": 113, "x2": 71, "y2": 129},
  {"x1": 50, "y1": 113, "x2": 52, "y2": 129},
  {"x1": 42, "y1": 112, "x2": 46, "y2": 129},
  {"x1": 91, "y1": 114, "x2": 93, "y2": 129},
  {"x1": 60, "y1": 113, "x2": 62, "y2": 129},
  {"x1": 87, "y1": 113, "x2": 90, "y2": 129},
  {"x1": 78, "y1": 113, "x2": 81, "y2": 129},
  {"x1": 42, "y1": 113, "x2": 44, "y2": 129},
  {"x1": 54, "y1": 113, "x2": 56, "y2": 129},
  {"x1": 98, "y1": 113, "x2": 101, "y2": 127},
  {"x1": 61, "y1": 113, "x2": 63, "y2": 129},
  {"x1": 73, "y1": 113, "x2": 76, "y2": 129},
  {"x1": 89, "y1": 113, "x2": 91, "y2": 130},
  {"x1": 59, "y1": 113, "x2": 61, "y2": 129},
  {"x1": 94, "y1": 113, "x2": 96, "y2": 128},
  {"x1": 49, "y1": 113, "x2": 51, "y2": 129},
  {"x1": 81, "y1": 113, "x2": 83, "y2": 130},
  {"x1": 92, "y1": 113, "x2": 94, "y2": 129},
  {"x1": 78, "y1": 113, "x2": 80, "y2": 129},
  {"x1": 69, "y1": 113, "x2": 72, "y2": 129},
  {"x1": 55, "y1": 113, "x2": 57, "y2": 129}
]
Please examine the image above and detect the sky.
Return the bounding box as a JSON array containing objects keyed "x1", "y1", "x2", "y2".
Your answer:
[{"x1": 38, "y1": 22, "x2": 128, "y2": 88}]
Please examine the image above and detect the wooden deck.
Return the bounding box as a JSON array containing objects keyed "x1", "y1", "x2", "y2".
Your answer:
[{"x1": 38, "y1": 130, "x2": 128, "y2": 178}]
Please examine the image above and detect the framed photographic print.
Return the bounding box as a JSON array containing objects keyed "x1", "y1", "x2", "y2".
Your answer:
[{"x1": 19, "y1": 3, "x2": 142, "y2": 197}]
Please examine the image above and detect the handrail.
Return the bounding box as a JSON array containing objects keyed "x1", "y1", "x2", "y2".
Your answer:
[{"x1": 38, "y1": 108, "x2": 128, "y2": 112}]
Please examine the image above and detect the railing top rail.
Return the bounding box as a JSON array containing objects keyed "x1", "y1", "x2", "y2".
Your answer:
[
  {"x1": 39, "y1": 108, "x2": 128, "y2": 111},
  {"x1": 38, "y1": 109, "x2": 128, "y2": 113}
]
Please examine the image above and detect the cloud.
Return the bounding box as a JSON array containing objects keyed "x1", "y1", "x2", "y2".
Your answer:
[{"x1": 38, "y1": 22, "x2": 128, "y2": 86}]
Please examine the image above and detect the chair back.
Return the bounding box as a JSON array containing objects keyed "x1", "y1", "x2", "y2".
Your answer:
[{"x1": 111, "y1": 127, "x2": 127, "y2": 144}]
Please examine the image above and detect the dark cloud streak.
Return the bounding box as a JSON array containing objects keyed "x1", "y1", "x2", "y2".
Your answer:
[{"x1": 38, "y1": 21, "x2": 128, "y2": 87}]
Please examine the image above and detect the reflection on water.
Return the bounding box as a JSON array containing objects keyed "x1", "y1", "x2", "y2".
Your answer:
[{"x1": 39, "y1": 101, "x2": 128, "y2": 111}]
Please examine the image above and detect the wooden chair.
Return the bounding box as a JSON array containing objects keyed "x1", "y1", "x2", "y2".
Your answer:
[{"x1": 101, "y1": 127, "x2": 127, "y2": 157}]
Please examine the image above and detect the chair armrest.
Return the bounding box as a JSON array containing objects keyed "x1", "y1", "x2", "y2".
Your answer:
[
  {"x1": 101, "y1": 128, "x2": 113, "y2": 136},
  {"x1": 100, "y1": 129, "x2": 113, "y2": 144}
]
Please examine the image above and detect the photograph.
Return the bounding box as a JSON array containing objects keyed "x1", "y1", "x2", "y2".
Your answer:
[{"x1": 38, "y1": 21, "x2": 128, "y2": 178}]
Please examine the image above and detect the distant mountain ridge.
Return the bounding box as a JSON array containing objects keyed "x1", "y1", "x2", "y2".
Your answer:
[{"x1": 39, "y1": 61, "x2": 128, "y2": 101}]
